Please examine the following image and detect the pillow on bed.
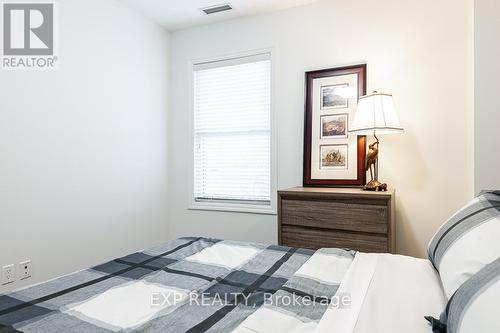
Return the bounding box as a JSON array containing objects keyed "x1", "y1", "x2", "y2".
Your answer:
[
  {"x1": 427, "y1": 190, "x2": 500, "y2": 298},
  {"x1": 425, "y1": 257, "x2": 500, "y2": 333}
]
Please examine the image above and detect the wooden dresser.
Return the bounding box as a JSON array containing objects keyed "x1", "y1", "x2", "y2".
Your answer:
[{"x1": 278, "y1": 187, "x2": 395, "y2": 253}]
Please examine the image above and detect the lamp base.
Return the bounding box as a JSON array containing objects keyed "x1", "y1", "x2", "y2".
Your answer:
[{"x1": 363, "y1": 180, "x2": 388, "y2": 192}]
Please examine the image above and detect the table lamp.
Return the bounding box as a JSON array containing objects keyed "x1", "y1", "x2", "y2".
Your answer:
[{"x1": 349, "y1": 91, "x2": 404, "y2": 191}]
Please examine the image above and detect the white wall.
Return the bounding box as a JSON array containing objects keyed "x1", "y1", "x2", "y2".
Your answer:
[
  {"x1": 0, "y1": 0, "x2": 169, "y2": 293},
  {"x1": 475, "y1": 0, "x2": 500, "y2": 192},
  {"x1": 169, "y1": 0, "x2": 474, "y2": 257}
]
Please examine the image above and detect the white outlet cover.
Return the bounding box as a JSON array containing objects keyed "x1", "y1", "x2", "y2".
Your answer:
[
  {"x1": 2, "y1": 264, "x2": 15, "y2": 285},
  {"x1": 19, "y1": 260, "x2": 31, "y2": 280}
]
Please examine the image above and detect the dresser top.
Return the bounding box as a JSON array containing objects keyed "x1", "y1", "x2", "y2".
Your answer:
[{"x1": 278, "y1": 186, "x2": 394, "y2": 198}]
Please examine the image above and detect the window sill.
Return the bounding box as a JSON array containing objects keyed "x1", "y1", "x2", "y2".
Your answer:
[{"x1": 188, "y1": 201, "x2": 277, "y2": 215}]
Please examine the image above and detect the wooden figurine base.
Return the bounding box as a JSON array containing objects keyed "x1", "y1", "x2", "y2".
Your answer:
[{"x1": 363, "y1": 180, "x2": 388, "y2": 192}]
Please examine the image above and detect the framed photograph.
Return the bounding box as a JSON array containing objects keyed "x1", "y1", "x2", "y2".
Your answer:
[
  {"x1": 320, "y1": 145, "x2": 348, "y2": 169},
  {"x1": 321, "y1": 114, "x2": 348, "y2": 139},
  {"x1": 303, "y1": 64, "x2": 366, "y2": 187},
  {"x1": 321, "y1": 84, "x2": 349, "y2": 109}
]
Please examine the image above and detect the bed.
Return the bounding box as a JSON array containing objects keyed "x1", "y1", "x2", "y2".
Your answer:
[
  {"x1": 0, "y1": 237, "x2": 445, "y2": 333},
  {"x1": 2, "y1": 190, "x2": 499, "y2": 333}
]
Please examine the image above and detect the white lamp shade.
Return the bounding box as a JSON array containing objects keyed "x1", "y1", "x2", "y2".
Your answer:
[{"x1": 349, "y1": 92, "x2": 404, "y2": 135}]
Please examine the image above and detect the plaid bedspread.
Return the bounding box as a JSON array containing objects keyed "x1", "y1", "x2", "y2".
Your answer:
[{"x1": 0, "y1": 237, "x2": 355, "y2": 333}]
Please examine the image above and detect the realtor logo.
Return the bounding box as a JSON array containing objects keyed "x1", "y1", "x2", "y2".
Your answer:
[{"x1": 2, "y1": 2, "x2": 58, "y2": 69}]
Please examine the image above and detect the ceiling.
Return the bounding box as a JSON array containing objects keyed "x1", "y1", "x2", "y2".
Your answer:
[{"x1": 120, "y1": 0, "x2": 322, "y2": 31}]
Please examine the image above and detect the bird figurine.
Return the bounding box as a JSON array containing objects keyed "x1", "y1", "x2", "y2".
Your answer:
[{"x1": 364, "y1": 133, "x2": 387, "y2": 191}]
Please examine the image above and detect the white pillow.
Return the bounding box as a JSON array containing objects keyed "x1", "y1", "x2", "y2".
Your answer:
[
  {"x1": 426, "y1": 257, "x2": 500, "y2": 333},
  {"x1": 427, "y1": 191, "x2": 500, "y2": 298}
]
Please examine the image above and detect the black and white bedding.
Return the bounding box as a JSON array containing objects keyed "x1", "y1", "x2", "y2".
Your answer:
[{"x1": 0, "y1": 237, "x2": 357, "y2": 333}]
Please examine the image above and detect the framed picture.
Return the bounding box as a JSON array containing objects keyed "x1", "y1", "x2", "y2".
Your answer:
[
  {"x1": 303, "y1": 64, "x2": 366, "y2": 187},
  {"x1": 321, "y1": 84, "x2": 349, "y2": 109},
  {"x1": 321, "y1": 114, "x2": 348, "y2": 139},
  {"x1": 320, "y1": 144, "x2": 348, "y2": 169}
]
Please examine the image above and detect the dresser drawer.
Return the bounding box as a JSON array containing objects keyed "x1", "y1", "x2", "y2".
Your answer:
[
  {"x1": 281, "y1": 225, "x2": 388, "y2": 253},
  {"x1": 281, "y1": 199, "x2": 388, "y2": 234}
]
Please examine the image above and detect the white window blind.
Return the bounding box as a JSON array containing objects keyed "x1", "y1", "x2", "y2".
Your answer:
[{"x1": 193, "y1": 53, "x2": 272, "y2": 205}]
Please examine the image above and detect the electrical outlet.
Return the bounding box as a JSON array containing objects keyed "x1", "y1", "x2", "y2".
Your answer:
[
  {"x1": 19, "y1": 260, "x2": 31, "y2": 280},
  {"x1": 2, "y1": 264, "x2": 15, "y2": 285}
]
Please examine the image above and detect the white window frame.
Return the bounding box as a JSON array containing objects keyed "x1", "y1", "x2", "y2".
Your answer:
[{"x1": 187, "y1": 49, "x2": 277, "y2": 215}]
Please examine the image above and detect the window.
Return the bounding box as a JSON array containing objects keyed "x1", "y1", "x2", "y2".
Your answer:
[{"x1": 192, "y1": 53, "x2": 273, "y2": 213}]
